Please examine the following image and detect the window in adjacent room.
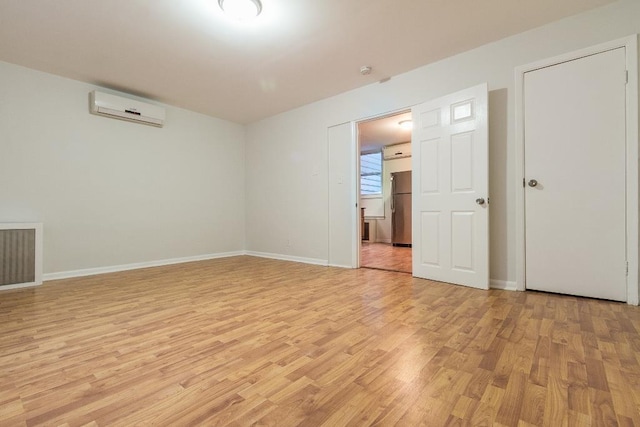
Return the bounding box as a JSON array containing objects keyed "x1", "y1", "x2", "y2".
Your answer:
[{"x1": 360, "y1": 151, "x2": 383, "y2": 196}]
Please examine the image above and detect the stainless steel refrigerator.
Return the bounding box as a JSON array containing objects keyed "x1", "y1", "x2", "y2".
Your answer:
[{"x1": 391, "y1": 171, "x2": 412, "y2": 246}]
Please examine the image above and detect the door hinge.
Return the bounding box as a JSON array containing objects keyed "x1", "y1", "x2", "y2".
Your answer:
[
  {"x1": 523, "y1": 178, "x2": 526, "y2": 187},
  {"x1": 625, "y1": 70, "x2": 629, "y2": 84},
  {"x1": 626, "y1": 261, "x2": 629, "y2": 276}
]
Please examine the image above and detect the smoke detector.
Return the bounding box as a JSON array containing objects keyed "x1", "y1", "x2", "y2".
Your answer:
[{"x1": 360, "y1": 66, "x2": 372, "y2": 76}]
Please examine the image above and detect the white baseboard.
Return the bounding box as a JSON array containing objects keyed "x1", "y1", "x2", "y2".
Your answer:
[
  {"x1": 490, "y1": 279, "x2": 518, "y2": 291},
  {"x1": 40, "y1": 252, "x2": 518, "y2": 294},
  {"x1": 43, "y1": 251, "x2": 245, "y2": 281},
  {"x1": 0, "y1": 281, "x2": 42, "y2": 291},
  {"x1": 328, "y1": 263, "x2": 353, "y2": 269},
  {"x1": 245, "y1": 251, "x2": 328, "y2": 267}
]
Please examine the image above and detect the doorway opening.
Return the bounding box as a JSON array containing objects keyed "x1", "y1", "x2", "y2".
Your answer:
[
  {"x1": 327, "y1": 83, "x2": 489, "y2": 287},
  {"x1": 357, "y1": 110, "x2": 412, "y2": 273}
]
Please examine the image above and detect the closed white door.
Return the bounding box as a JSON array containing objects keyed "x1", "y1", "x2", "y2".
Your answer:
[
  {"x1": 412, "y1": 83, "x2": 489, "y2": 289},
  {"x1": 524, "y1": 48, "x2": 627, "y2": 301}
]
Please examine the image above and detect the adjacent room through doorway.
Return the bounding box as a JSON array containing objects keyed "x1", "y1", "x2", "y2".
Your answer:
[{"x1": 358, "y1": 111, "x2": 413, "y2": 273}]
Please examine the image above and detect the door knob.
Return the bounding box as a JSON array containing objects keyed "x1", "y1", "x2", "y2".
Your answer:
[
  {"x1": 475, "y1": 198, "x2": 485, "y2": 205},
  {"x1": 528, "y1": 179, "x2": 538, "y2": 187}
]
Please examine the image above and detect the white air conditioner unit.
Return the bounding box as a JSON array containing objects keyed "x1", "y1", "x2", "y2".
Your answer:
[
  {"x1": 89, "y1": 90, "x2": 165, "y2": 127},
  {"x1": 383, "y1": 142, "x2": 412, "y2": 160}
]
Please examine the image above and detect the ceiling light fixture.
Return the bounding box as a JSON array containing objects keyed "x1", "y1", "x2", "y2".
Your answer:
[
  {"x1": 398, "y1": 120, "x2": 413, "y2": 130},
  {"x1": 218, "y1": 0, "x2": 262, "y2": 20}
]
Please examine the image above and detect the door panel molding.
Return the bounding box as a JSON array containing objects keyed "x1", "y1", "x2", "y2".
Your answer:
[{"x1": 515, "y1": 35, "x2": 639, "y2": 305}]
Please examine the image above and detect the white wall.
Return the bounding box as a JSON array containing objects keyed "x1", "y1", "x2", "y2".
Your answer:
[
  {"x1": 245, "y1": 0, "x2": 640, "y2": 284},
  {"x1": 360, "y1": 196, "x2": 384, "y2": 220},
  {"x1": 0, "y1": 61, "x2": 246, "y2": 276},
  {"x1": 245, "y1": 109, "x2": 330, "y2": 262}
]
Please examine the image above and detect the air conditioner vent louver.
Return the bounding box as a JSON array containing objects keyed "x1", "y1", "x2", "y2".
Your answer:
[{"x1": 0, "y1": 223, "x2": 43, "y2": 289}]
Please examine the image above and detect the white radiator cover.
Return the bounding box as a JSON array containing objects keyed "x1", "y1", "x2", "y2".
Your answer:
[{"x1": 0, "y1": 223, "x2": 43, "y2": 289}]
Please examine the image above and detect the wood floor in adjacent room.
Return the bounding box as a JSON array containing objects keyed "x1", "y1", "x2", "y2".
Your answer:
[
  {"x1": 1, "y1": 256, "x2": 640, "y2": 426},
  {"x1": 361, "y1": 242, "x2": 412, "y2": 273}
]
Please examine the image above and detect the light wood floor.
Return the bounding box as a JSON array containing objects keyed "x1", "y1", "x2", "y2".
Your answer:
[
  {"x1": 1, "y1": 256, "x2": 640, "y2": 426},
  {"x1": 361, "y1": 242, "x2": 412, "y2": 273}
]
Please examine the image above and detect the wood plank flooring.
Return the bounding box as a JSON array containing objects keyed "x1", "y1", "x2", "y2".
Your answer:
[
  {"x1": 1, "y1": 256, "x2": 640, "y2": 426},
  {"x1": 361, "y1": 243, "x2": 412, "y2": 273}
]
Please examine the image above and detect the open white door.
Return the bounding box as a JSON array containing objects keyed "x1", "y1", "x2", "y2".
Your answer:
[{"x1": 412, "y1": 83, "x2": 489, "y2": 289}]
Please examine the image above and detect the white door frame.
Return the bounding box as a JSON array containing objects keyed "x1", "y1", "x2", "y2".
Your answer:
[
  {"x1": 514, "y1": 35, "x2": 639, "y2": 304},
  {"x1": 353, "y1": 107, "x2": 415, "y2": 268},
  {"x1": 328, "y1": 107, "x2": 415, "y2": 270}
]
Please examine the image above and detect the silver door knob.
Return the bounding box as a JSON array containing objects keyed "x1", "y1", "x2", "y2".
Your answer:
[
  {"x1": 528, "y1": 179, "x2": 538, "y2": 187},
  {"x1": 475, "y1": 198, "x2": 485, "y2": 205}
]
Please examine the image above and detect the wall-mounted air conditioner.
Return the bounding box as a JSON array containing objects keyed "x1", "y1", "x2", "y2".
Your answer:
[
  {"x1": 89, "y1": 90, "x2": 165, "y2": 127},
  {"x1": 383, "y1": 142, "x2": 412, "y2": 160}
]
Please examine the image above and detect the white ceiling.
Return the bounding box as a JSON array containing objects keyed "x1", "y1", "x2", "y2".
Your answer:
[
  {"x1": 0, "y1": 0, "x2": 615, "y2": 124},
  {"x1": 359, "y1": 111, "x2": 412, "y2": 153}
]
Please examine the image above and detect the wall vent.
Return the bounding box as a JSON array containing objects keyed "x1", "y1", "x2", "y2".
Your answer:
[{"x1": 0, "y1": 223, "x2": 43, "y2": 289}]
